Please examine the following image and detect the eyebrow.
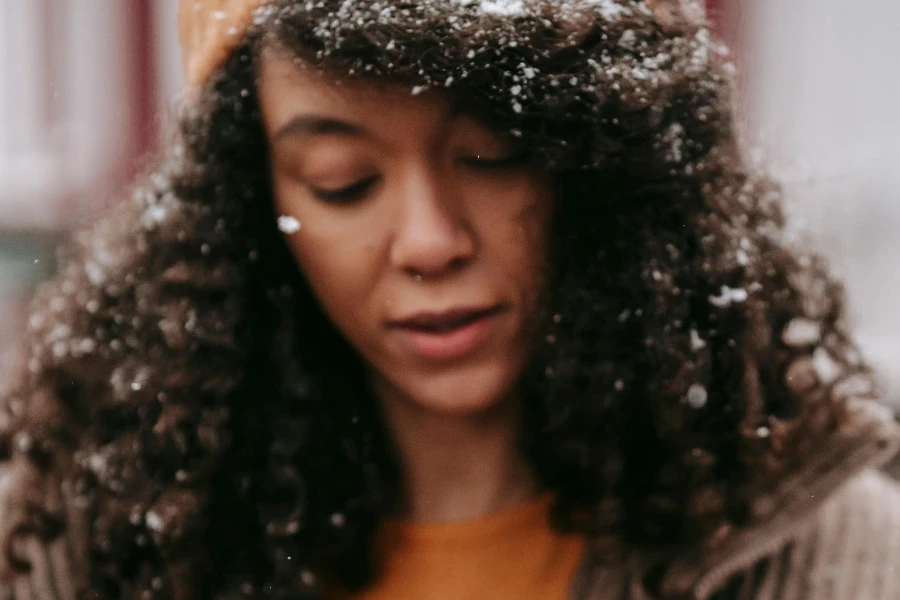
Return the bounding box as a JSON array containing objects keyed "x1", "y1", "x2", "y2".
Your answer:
[
  {"x1": 274, "y1": 115, "x2": 368, "y2": 141},
  {"x1": 272, "y1": 102, "x2": 488, "y2": 145}
]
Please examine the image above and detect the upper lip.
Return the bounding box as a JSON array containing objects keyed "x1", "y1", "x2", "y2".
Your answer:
[{"x1": 388, "y1": 305, "x2": 503, "y2": 330}]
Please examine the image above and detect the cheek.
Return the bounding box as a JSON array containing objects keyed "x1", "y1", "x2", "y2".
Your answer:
[
  {"x1": 475, "y1": 179, "x2": 552, "y2": 301},
  {"x1": 515, "y1": 205, "x2": 552, "y2": 319},
  {"x1": 272, "y1": 180, "x2": 382, "y2": 338}
]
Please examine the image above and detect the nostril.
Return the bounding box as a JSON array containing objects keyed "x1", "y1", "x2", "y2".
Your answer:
[{"x1": 404, "y1": 254, "x2": 470, "y2": 281}]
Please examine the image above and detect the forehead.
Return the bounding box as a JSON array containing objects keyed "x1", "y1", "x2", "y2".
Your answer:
[{"x1": 256, "y1": 53, "x2": 454, "y2": 131}]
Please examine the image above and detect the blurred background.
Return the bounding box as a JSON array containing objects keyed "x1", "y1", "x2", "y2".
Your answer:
[{"x1": 0, "y1": 0, "x2": 898, "y2": 397}]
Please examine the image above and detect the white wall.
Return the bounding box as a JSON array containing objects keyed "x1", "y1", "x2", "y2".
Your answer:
[
  {"x1": 154, "y1": 0, "x2": 185, "y2": 110},
  {"x1": 0, "y1": 0, "x2": 136, "y2": 230},
  {"x1": 746, "y1": 0, "x2": 900, "y2": 395}
]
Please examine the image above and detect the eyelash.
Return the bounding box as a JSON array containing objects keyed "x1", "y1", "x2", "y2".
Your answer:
[
  {"x1": 311, "y1": 176, "x2": 379, "y2": 204},
  {"x1": 308, "y1": 152, "x2": 527, "y2": 203}
]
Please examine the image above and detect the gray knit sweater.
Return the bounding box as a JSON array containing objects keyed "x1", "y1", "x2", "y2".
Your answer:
[
  {"x1": 2, "y1": 414, "x2": 900, "y2": 600},
  {"x1": 569, "y1": 414, "x2": 900, "y2": 600}
]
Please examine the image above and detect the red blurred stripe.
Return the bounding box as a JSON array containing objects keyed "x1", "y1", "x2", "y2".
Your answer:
[
  {"x1": 706, "y1": 0, "x2": 725, "y2": 32},
  {"x1": 130, "y1": 1, "x2": 158, "y2": 172}
]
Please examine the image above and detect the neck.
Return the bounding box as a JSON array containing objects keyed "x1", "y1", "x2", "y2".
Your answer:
[{"x1": 375, "y1": 384, "x2": 537, "y2": 523}]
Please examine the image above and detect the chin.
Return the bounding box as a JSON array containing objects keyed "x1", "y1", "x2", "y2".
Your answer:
[{"x1": 401, "y1": 361, "x2": 523, "y2": 417}]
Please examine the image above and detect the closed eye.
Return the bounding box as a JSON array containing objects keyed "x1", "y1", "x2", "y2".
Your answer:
[{"x1": 310, "y1": 176, "x2": 379, "y2": 204}]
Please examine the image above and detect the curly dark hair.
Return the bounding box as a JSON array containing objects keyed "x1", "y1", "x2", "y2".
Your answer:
[{"x1": 0, "y1": 1, "x2": 879, "y2": 598}]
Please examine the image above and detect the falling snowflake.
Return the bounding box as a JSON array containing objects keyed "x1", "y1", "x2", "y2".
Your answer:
[
  {"x1": 690, "y1": 329, "x2": 707, "y2": 351},
  {"x1": 145, "y1": 511, "x2": 164, "y2": 533},
  {"x1": 781, "y1": 318, "x2": 822, "y2": 347},
  {"x1": 709, "y1": 285, "x2": 748, "y2": 308},
  {"x1": 686, "y1": 384, "x2": 708, "y2": 409},
  {"x1": 278, "y1": 216, "x2": 302, "y2": 234},
  {"x1": 140, "y1": 204, "x2": 168, "y2": 229},
  {"x1": 84, "y1": 261, "x2": 106, "y2": 286},
  {"x1": 479, "y1": 0, "x2": 525, "y2": 15},
  {"x1": 812, "y1": 347, "x2": 841, "y2": 385},
  {"x1": 588, "y1": 0, "x2": 626, "y2": 21},
  {"x1": 618, "y1": 30, "x2": 637, "y2": 49}
]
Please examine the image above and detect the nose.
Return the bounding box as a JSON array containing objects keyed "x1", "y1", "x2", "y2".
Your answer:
[{"x1": 389, "y1": 164, "x2": 476, "y2": 279}]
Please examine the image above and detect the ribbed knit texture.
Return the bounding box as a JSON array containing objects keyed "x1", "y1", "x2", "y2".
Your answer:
[
  {"x1": 711, "y1": 471, "x2": 900, "y2": 600},
  {"x1": 568, "y1": 471, "x2": 900, "y2": 600}
]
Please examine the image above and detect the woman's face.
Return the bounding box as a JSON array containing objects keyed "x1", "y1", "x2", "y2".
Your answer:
[{"x1": 257, "y1": 56, "x2": 552, "y2": 416}]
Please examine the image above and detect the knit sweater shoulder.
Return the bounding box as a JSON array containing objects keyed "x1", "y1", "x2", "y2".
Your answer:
[
  {"x1": 571, "y1": 469, "x2": 900, "y2": 600},
  {"x1": 1, "y1": 414, "x2": 899, "y2": 600},
  {"x1": 571, "y1": 414, "x2": 900, "y2": 600},
  {"x1": 739, "y1": 469, "x2": 900, "y2": 600}
]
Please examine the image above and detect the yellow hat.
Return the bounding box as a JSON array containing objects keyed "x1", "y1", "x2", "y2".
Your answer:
[{"x1": 178, "y1": 0, "x2": 272, "y2": 89}]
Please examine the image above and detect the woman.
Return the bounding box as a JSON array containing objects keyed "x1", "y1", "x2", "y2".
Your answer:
[{"x1": 1, "y1": 0, "x2": 898, "y2": 598}]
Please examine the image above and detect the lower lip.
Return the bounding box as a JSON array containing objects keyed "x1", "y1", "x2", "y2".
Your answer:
[{"x1": 394, "y1": 311, "x2": 502, "y2": 361}]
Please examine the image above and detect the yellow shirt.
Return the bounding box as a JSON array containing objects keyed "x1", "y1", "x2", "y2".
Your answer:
[{"x1": 335, "y1": 494, "x2": 586, "y2": 600}]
